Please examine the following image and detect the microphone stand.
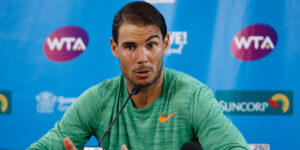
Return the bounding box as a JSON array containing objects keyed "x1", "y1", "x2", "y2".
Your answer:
[{"x1": 84, "y1": 86, "x2": 140, "y2": 150}]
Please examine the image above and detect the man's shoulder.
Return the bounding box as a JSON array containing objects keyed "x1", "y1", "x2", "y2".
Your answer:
[
  {"x1": 80, "y1": 75, "x2": 123, "y2": 99},
  {"x1": 164, "y1": 68, "x2": 206, "y2": 90},
  {"x1": 163, "y1": 68, "x2": 213, "y2": 109},
  {"x1": 96, "y1": 75, "x2": 123, "y2": 89}
]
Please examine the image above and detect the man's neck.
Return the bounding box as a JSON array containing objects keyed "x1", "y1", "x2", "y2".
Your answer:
[{"x1": 127, "y1": 69, "x2": 164, "y2": 109}]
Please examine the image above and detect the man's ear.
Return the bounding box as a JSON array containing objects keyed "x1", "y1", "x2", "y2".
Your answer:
[
  {"x1": 110, "y1": 38, "x2": 119, "y2": 57},
  {"x1": 163, "y1": 32, "x2": 170, "y2": 54}
]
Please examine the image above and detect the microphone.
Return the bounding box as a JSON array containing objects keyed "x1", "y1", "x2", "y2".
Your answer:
[
  {"x1": 84, "y1": 86, "x2": 140, "y2": 150},
  {"x1": 181, "y1": 142, "x2": 203, "y2": 150}
]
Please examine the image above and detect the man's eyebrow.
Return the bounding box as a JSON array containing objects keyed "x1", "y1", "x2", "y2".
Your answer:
[
  {"x1": 121, "y1": 41, "x2": 136, "y2": 46},
  {"x1": 146, "y1": 35, "x2": 160, "y2": 42}
]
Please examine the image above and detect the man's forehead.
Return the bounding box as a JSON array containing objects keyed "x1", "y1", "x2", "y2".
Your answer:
[{"x1": 118, "y1": 23, "x2": 162, "y2": 42}]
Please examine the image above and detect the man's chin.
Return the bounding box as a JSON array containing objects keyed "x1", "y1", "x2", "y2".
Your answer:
[{"x1": 134, "y1": 82, "x2": 151, "y2": 88}]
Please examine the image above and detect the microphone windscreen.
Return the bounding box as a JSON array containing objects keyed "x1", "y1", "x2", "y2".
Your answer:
[
  {"x1": 131, "y1": 86, "x2": 140, "y2": 95},
  {"x1": 180, "y1": 142, "x2": 203, "y2": 150}
]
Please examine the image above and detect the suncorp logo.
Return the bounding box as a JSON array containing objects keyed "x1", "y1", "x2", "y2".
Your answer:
[
  {"x1": 231, "y1": 24, "x2": 277, "y2": 61},
  {"x1": 0, "y1": 91, "x2": 11, "y2": 114},
  {"x1": 43, "y1": 26, "x2": 89, "y2": 62},
  {"x1": 216, "y1": 90, "x2": 293, "y2": 115},
  {"x1": 36, "y1": 91, "x2": 77, "y2": 113},
  {"x1": 167, "y1": 31, "x2": 188, "y2": 55}
]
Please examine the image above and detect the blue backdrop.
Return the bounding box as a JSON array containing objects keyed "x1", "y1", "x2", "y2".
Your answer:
[{"x1": 1, "y1": 0, "x2": 299, "y2": 149}]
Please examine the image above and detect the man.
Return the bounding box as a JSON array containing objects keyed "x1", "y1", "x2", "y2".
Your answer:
[{"x1": 28, "y1": 1, "x2": 249, "y2": 150}]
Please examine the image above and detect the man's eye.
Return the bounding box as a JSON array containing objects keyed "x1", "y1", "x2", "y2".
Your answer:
[
  {"x1": 147, "y1": 42, "x2": 157, "y2": 48},
  {"x1": 126, "y1": 45, "x2": 136, "y2": 50}
]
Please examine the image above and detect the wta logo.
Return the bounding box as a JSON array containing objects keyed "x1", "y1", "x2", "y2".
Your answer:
[
  {"x1": 43, "y1": 26, "x2": 89, "y2": 62},
  {"x1": 231, "y1": 24, "x2": 277, "y2": 61}
]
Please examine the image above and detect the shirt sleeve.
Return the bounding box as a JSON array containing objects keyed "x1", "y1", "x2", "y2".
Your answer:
[
  {"x1": 27, "y1": 86, "x2": 101, "y2": 150},
  {"x1": 189, "y1": 86, "x2": 250, "y2": 150}
]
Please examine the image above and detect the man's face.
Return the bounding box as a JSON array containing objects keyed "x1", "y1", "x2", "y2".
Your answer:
[{"x1": 111, "y1": 23, "x2": 169, "y2": 88}]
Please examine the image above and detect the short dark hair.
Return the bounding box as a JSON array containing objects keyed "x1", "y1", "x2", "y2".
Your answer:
[{"x1": 112, "y1": 1, "x2": 167, "y2": 44}]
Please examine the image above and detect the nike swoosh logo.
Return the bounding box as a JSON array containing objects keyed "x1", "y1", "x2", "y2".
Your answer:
[{"x1": 159, "y1": 112, "x2": 176, "y2": 123}]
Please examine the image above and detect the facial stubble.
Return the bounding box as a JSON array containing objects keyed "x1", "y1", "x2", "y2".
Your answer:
[{"x1": 122, "y1": 56, "x2": 163, "y2": 89}]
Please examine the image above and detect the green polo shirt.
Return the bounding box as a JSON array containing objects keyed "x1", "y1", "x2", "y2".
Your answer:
[{"x1": 28, "y1": 68, "x2": 249, "y2": 150}]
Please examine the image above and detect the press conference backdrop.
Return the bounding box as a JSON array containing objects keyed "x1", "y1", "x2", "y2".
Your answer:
[{"x1": 0, "y1": 0, "x2": 299, "y2": 149}]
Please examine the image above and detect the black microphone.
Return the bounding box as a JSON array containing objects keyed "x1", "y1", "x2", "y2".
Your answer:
[
  {"x1": 84, "y1": 86, "x2": 140, "y2": 150},
  {"x1": 181, "y1": 142, "x2": 203, "y2": 150}
]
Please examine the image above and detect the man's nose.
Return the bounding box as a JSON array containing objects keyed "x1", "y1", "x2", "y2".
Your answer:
[{"x1": 136, "y1": 48, "x2": 148, "y2": 64}]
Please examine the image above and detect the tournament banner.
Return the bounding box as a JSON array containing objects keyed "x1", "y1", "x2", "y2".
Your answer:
[{"x1": 1, "y1": 0, "x2": 299, "y2": 149}]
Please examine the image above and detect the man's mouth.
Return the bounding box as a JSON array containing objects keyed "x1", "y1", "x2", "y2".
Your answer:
[
  {"x1": 136, "y1": 70, "x2": 151, "y2": 78},
  {"x1": 138, "y1": 70, "x2": 149, "y2": 73}
]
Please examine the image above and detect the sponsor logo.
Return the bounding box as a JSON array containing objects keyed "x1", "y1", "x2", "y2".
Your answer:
[
  {"x1": 268, "y1": 93, "x2": 289, "y2": 113},
  {"x1": 215, "y1": 90, "x2": 293, "y2": 115},
  {"x1": 36, "y1": 91, "x2": 76, "y2": 113},
  {"x1": 145, "y1": 0, "x2": 175, "y2": 3},
  {"x1": 159, "y1": 112, "x2": 176, "y2": 123},
  {"x1": 0, "y1": 91, "x2": 11, "y2": 114},
  {"x1": 231, "y1": 24, "x2": 277, "y2": 61},
  {"x1": 43, "y1": 26, "x2": 89, "y2": 62},
  {"x1": 249, "y1": 144, "x2": 270, "y2": 150},
  {"x1": 167, "y1": 31, "x2": 188, "y2": 55}
]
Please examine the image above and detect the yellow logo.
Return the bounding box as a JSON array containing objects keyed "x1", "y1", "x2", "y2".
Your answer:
[
  {"x1": 269, "y1": 93, "x2": 289, "y2": 113},
  {"x1": 0, "y1": 94, "x2": 8, "y2": 113}
]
